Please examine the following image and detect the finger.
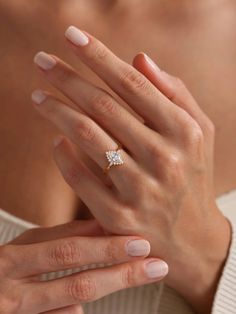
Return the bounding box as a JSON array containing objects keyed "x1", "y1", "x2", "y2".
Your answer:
[
  {"x1": 53, "y1": 138, "x2": 152, "y2": 230},
  {"x1": 10, "y1": 219, "x2": 105, "y2": 245},
  {"x1": 42, "y1": 304, "x2": 83, "y2": 314},
  {"x1": 27, "y1": 258, "x2": 168, "y2": 313},
  {"x1": 63, "y1": 26, "x2": 191, "y2": 134},
  {"x1": 31, "y1": 90, "x2": 142, "y2": 195},
  {"x1": 33, "y1": 52, "x2": 158, "y2": 161},
  {"x1": 53, "y1": 137, "x2": 119, "y2": 231},
  {"x1": 8, "y1": 230, "x2": 151, "y2": 277},
  {"x1": 133, "y1": 52, "x2": 213, "y2": 136}
]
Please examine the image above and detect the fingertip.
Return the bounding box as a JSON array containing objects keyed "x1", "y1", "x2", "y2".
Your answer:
[
  {"x1": 53, "y1": 135, "x2": 64, "y2": 148},
  {"x1": 142, "y1": 53, "x2": 161, "y2": 72},
  {"x1": 144, "y1": 259, "x2": 169, "y2": 280},
  {"x1": 65, "y1": 25, "x2": 90, "y2": 47},
  {"x1": 125, "y1": 239, "x2": 151, "y2": 257},
  {"x1": 31, "y1": 89, "x2": 47, "y2": 105},
  {"x1": 34, "y1": 51, "x2": 57, "y2": 71},
  {"x1": 132, "y1": 52, "x2": 144, "y2": 68}
]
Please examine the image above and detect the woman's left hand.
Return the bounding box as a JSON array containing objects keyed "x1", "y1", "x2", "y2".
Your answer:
[{"x1": 32, "y1": 26, "x2": 231, "y2": 313}]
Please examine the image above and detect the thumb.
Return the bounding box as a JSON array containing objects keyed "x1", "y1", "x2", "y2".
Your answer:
[{"x1": 10, "y1": 219, "x2": 105, "y2": 245}]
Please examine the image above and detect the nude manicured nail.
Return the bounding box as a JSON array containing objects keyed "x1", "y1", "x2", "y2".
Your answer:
[
  {"x1": 145, "y1": 260, "x2": 169, "y2": 279},
  {"x1": 65, "y1": 26, "x2": 89, "y2": 46},
  {"x1": 31, "y1": 89, "x2": 46, "y2": 105},
  {"x1": 143, "y1": 53, "x2": 161, "y2": 72},
  {"x1": 126, "y1": 239, "x2": 150, "y2": 257},
  {"x1": 34, "y1": 52, "x2": 57, "y2": 70},
  {"x1": 53, "y1": 136, "x2": 64, "y2": 148}
]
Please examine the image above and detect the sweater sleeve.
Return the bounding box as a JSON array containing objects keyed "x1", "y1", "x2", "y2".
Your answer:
[{"x1": 212, "y1": 216, "x2": 236, "y2": 314}]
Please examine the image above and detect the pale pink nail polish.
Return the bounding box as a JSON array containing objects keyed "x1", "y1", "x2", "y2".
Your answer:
[
  {"x1": 143, "y1": 53, "x2": 161, "y2": 72},
  {"x1": 145, "y1": 260, "x2": 169, "y2": 279},
  {"x1": 31, "y1": 89, "x2": 46, "y2": 105},
  {"x1": 65, "y1": 26, "x2": 89, "y2": 46},
  {"x1": 34, "y1": 52, "x2": 57, "y2": 70},
  {"x1": 53, "y1": 136, "x2": 64, "y2": 148},
  {"x1": 126, "y1": 239, "x2": 150, "y2": 257}
]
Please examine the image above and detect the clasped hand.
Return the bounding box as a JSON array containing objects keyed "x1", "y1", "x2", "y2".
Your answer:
[{"x1": 32, "y1": 26, "x2": 231, "y2": 313}]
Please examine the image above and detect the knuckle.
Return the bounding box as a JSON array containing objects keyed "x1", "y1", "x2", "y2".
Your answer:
[
  {"x1": 120, "y1": 69, "x2": 150, "y2": 95},
  {"x1": 49, "y1": 240, "x2": 79, "y2": 267},
  {"x1": 89, "y1": 93, "x2": 118, "y2": 117},
  {"x1": 64, "y1": 164, "x2": 81, "y2": 187},
  {"x1": 163, "y1": 152, "x2": 186, "y2": 188},
  {"x1": 165, "y1": 152, "x2": 183, "y2": 170},
  {"x1": 186, "y1": 124, "x2": 204, "y2": 147},
  {"x1": 55, "y1": 67, "x2": 76, "y2": 84},
  {"x1": 40, "y1": 98, "x2": 57, "y2": 116},
  {"x1": 66, "y1": 274, "x2": 96, "y2": 303},
  {"x1": 121, "y1": 264, "x2": 135, "y2": 288},
  {"x1": 102, "y1": 239, "x2": 119, "y2": 261},
  {"x1": 73, "y1": 118, "x2": 96, "y2": 143},
  {"x1": 87, "y1": 43, "x2": 108, "y2": 64},
  {"x1": 146, "y1": 143, "x2": 161, "y2": 158}
]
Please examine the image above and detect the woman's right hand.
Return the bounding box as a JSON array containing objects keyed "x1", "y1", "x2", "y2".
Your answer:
[{"x1": 0, "y1": 219, "x2": 168, "y2": 314}]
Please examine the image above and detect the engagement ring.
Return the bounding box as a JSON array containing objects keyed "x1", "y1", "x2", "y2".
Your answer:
[{"x1": 104, "y1": 145, "x2": 124, "y2": 174}]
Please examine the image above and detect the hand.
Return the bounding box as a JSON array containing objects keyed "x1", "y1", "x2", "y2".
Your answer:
[
  {"x1": 0, "y1": 219, "x2": 168, "y2": 313},
  {"x1": 32, "y1": 26, "x2": 231, "y2": 313}
]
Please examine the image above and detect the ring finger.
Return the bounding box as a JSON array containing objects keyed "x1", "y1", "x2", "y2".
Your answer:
[{"x1": 32, "y1": 91, "x2": 141, "y2": 195}]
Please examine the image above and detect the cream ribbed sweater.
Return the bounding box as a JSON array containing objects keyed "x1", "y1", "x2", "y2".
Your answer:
[{"x1": 1, "y1": 190, "x2": 236, "y2": 314}]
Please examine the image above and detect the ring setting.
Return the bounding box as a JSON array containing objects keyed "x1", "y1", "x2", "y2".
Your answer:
[{"x1": 104, "y1": 145, "x2": 124, "y2": 174}]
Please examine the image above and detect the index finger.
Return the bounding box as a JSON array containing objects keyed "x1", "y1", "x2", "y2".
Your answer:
[
  {"x1": 64, "y1": 26, "x2": 183, "y2": 132},
  {"x1": 6, "y1": 236, "x2": 151, "y2": 278}
]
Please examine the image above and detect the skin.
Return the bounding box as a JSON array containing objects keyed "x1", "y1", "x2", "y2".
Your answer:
[
  {"x1": 31, "y1": 30, "x2": 231, "y2": 313},
  {"x1": 0, "y1": 0, "x2": 236, "y2": 313},
  {"x1": 0, "y1": 219, "x2": 167, "y2": 313},
  {"x1": 1, "y1": 0, "x2": 236, "y2": 225}
]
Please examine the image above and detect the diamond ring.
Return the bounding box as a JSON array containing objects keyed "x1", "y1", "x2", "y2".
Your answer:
[{"x1": 103, "y1": 144, "x2": 124, "y2": 174}]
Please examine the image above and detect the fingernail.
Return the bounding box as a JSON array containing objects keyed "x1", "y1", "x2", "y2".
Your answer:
[
  {"x1": 31, "y1": 89, "x2": 46, "y2": 105},
  {"x1": 145, "y1": 260, "x2": 169, "y2": 279},
  {"x1": 126, "y1": 239, "x2": 150, "y2": 257},
  {"x1": 34, "y1": 52, "x2": 57, "y2": 70},
  {"x1": 65, "y1": 26, "x2": 89, "y2": 47},
  {"x1": 53, "y1": 136, "x2": 64, "y2": 148},
  {"x1": 143, "y1": 53, "x2": 161, "y2": 72}
]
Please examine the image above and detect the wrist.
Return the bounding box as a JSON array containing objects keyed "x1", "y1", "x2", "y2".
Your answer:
[{"x1": 167, "y1": 208, "x2": 232, "y2": 313}]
